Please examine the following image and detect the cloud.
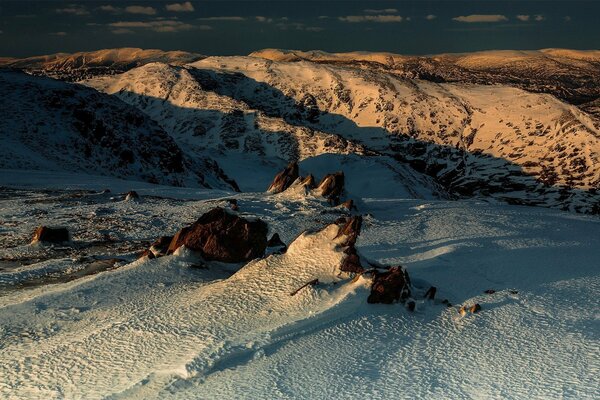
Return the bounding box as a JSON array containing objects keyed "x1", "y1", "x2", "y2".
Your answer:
[
  {"x1": 111, "y1": 28, "x2": 134, "y2": 35},
  {"x1": 197, "y1": 16, "x2": 245, "y2": 21},
  {"x1": 99, "y1": 5, "x2": 121, "y2": 13},
  {"x1": 564, "y1": 16, "x2": 572, "y2": 22},
  {"x1": 425, "y1": 14, "x2": 437, "y2": 21},
  {"x1": 318, "y1": 16, "x2": 329, "y2": 20},
  {"x1": 56, "y1": 5, "x2": 89, "y2": 16},
  {"x1": 109, "y1": 20, "x2": 199, "y2": 32},
  {"x1": 274, "y1": 21, "x2": 324, "y2": 32},
  {"x1": 363, "y1": 9, "x2": 398, "y2": 14},
  {"x1": 339, "y1": 15, "x2": 403, "y2": 23},
  {"x1": 452, "y1": 14, "x2": 508, "y2": 23},
  {"x1": 166, "y1": 2, "x2": 195, "y2": 12},
  {"x1": 516, "y1": 15, "x2": 530, "y2": 22},
  {"x1": 51, "y1": 31, "x2": 68, "y2": 36},
  {"x1": 0, "y1": 30, "x2": 3, "y2": 34},
  {"x1": 124, "y1": 6, "x2": 157, "y2": 15},
  {"x1": 255, "y1": 16, "x2": 273, "y2": 23},
  {"x1": 534, "y1": 15, "x2": 545, "y2": 21}
]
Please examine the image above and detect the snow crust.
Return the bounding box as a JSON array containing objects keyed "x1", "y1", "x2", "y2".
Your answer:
[{"x1": 0, "y1": 172, "x2": 598, "y2": 399}]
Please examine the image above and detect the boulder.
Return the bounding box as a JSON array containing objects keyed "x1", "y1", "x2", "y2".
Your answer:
[
  {"x1": 424, "y1": 286, "x2": 437, "y2": 300},
  {"x1": 31, "y1": 226, "x2": 70, "y2": 244},
  {"x1": 367, "y1": 266, "x2": 411, "y2": 304},
  {"x1": 167, "y1": 207, "x2": 268, "y2": 263},
  {"x1": 125, "y1": 191, "x2": 139, "y2": 201},
  {"x1": 316, "y1": 171, "x2": 344, "y2": 204},
  {"x1": 267, "y1": 162, "x2": 299, "y2": 193}
]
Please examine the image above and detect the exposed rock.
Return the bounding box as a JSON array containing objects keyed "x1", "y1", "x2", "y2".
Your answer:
[
  {"x1": 424, "y1": 286, "x2": 437, "y2": 300},
  {"x1": 469, "y1": 304, "x2": 482, "y2": 313},
  {"x1": 336, "y1": 215, "x2": 362, "y2": 246},
  {"x1": 367, "y1": 266, "x2": 411, "y2": 304},
  {"x1": 340, "y1": 199, "x2": 357, "y2": 211},
  {"x1": 339, "y1": 245, "x2": 364, "y2": 274},
  {"x1": 31, "y1": 226, "x2": 70, "y2": 244},
  {"x1": 484, "y1": 289, "x2": 496, "y2": 294},
  {"x1": 166, "y1": 207, "x2": 268, "y2": 263},
  {"x1": 407, "y1": 301, "x2": 416, "y2": 312},
  {"x1": 300, "y1": 174, "x2": 316, "y2": 189},
  {"x1": 316, "y1": 171, "x2": 345, "y2": 204},
  {"x1": 267, "y1": 162, "x2": 299, "y2": 193},
  {"x1": 125, "y1": 191, "x2": 139, "y2": 201},
  {"x1": 149, "y1": 236, "x2": 173, "y2": 257}
]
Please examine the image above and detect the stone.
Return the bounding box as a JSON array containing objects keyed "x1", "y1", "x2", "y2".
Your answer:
[
  {"x1": 31, "y1": 226, "x2": 70, "y2": 244},
  {"x1": 167, "y1": 207, "x2": 268, "y2": 263},
  {"x1": 367, "y1": 266, "x2": 411, "y2": 304},
  {"x1": 267, "y1": 162, "x2": 299, "y2": 193}
]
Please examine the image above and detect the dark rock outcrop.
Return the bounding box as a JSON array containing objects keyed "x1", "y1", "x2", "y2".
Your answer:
[
  {"x1": 167, "y1": 207, "x2": 268, "y2": 263},
  {"x1": 125, "y1": 191, "x2": 139, "y2": 201},
  {"x1": 336, "y1": 215, "x2": 362, "y2": 246},
  {"x1": 317, "y1": 171, "x2": 345, "y2": 204},
  {"x1": 367, "y1": 266, "x2": 411, "y2": 304},
  {"x1": 424, "y1": 286, "x2": 437, "y2": 300},
  {"x1": 31, "y1": 226, "x2": 70, "y2": 244},
  {"x1": 267, "y1": 162, "x2": 299, "y2": 193},
  {"x1": 340, "y1": 199, "x2": 357, "y2": 211},
  {"x1": 300, "y1": 174, "x2": 316, "y2": 189},
  {"x1": 339, "y1": 245, "x2": 363, "y2": 274}
]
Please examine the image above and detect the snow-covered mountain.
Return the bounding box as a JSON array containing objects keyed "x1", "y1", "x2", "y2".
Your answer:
[
  {"x1": 84, "y1": 55, "x2": 600, "y2": 212},
  {"x1": 0, "y1": 69, "x2": 236, "y2": 190},
  {"x1": 0, "y1": 48, "x2": 205, "y2": 81},
  {"x1": 252, "y1": 48, "x2": 600, "y2": 105}
]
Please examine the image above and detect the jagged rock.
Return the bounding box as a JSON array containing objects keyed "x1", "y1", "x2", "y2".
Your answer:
[
  {"x1": 425, "y1": 286, "x2": 437, "y2": 300},
  {"x1": 267, "y1": 233, "x2": 286, "y2": 248},
  {"x1": 340, "y1": 199, "x2": 356, "y2": 211},
  {"x1": 367, "y1": 266, "x2": 411, "y2": 304},
  {"x1": 31, "y1": 226, "x2": 70, "y2": 244},
  {"x1": 336, "y1": 215, "x2": 362, "y2": 246},
  {"x1": 317, "y1": 171, "x2": 345, "y2": 204},
  {"x1": 167, "y1": 207, "x2": 268, "y2": 263},
  {"x1": 267, "y1": 162, "x2": 299, "y2": 193},
  {"x1": 125, "y1": 191, "x2": 139, "y2": 201},
  {"x1": 300, "y1": 174, "x2": 316, "y2": 189},
  {"x1": 484, "y1": 289, "x2": 496, "y2": 294},
  {"x1": 339, "y1": 245, "x2": 363, "y2": 274},
  {"x1": 407, "y1": 301, "x2": 416, "y2": 312}
]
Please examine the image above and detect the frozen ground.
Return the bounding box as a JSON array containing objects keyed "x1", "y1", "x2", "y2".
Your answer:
[{"x1": 0, "y1": 170, "x2": 598, "y2": 399}]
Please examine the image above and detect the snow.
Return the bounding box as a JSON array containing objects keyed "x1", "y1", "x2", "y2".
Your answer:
[{"x1": 0, "y1": 172, "x2": 598, "y2": 399}]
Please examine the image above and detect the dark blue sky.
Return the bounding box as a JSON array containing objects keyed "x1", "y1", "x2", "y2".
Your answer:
[{"x1": 0, "y1": 1, "x2": 598, "y2": 57}]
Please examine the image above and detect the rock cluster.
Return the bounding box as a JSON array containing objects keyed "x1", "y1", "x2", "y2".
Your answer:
[{"x1": 31, "y1": 226, "x2": 70, "y2": 244}]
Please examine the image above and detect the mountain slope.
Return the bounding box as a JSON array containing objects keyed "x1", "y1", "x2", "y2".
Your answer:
[
  {"x1": 84, "y1": 62, "x2": 445, "y2": 197},
  {"x1": 0, "y1": 70, "x2": 236, "y2": 189},
  {"x1": 0, "y1": 48, "x2": 205, "y2": 81},
  {"x1": 86, "y1": 57, "x2": 600, "y2": 212},
  {"x1": 251, "y1": 48, "x2": 600, "y2": 105}
]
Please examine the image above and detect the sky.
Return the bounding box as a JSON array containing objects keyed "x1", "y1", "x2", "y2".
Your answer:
[{"x1": 0, "y1": 1, "x2": 598, "y2": 57}]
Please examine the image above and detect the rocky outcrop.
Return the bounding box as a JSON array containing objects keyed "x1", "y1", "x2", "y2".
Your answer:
[
  {"x1": 367, "y1": 266, "x2": 411, "y2": 304},
  {"x1": 317, "y1": 172, "x2": 345, "y2": 205},
  {"x1": 166, "y1": 207, "x2": 268, "y2": 263},
  {"x1": 31, "y1": 226, "x2": 70, "y2": 244},
  {"x1": 267, "y1": 162, "x2": 299, "y2": 193},
  {"x1": 125, "y1": 191, "x2": 139, "y2": 201},
  {"x1": 335, "y1": 215, "x2": 362, "y2": 247}
]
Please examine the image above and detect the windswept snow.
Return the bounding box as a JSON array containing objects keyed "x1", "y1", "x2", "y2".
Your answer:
[{"x1": 0, "y1": 173, "x2": 598, "y2": 399}]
